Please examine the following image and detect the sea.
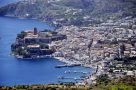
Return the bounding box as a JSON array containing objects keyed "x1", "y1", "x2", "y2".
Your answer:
[{"x1": 0, "y1": 0, "x2": 92, "y2": 86}]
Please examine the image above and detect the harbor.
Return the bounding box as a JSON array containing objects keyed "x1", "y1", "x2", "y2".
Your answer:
[
  {"x1": 57, "y1": 71, "x2": 90, "y2": 84},
  {"x1": 0, "y1": 15, "x2": 92, "y2": 86},
  {"x1": 0, "y1": 0, "x2": 94, "y2": 86}
]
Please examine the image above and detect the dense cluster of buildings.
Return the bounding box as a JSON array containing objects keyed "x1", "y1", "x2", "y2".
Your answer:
[
  {"x1": 51, "y1": 16, "x2": 136, "y2": 84},
  {"x1": 11, "y1": 28, "x2": 66, "y2": 59}
]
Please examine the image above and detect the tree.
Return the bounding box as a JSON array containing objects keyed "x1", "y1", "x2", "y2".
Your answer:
[{"x1": 97, "y1": 74, "x2": 111, "y2": 85}]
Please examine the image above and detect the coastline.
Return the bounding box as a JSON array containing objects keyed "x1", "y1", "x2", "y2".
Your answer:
[
  {"x1": 3, "y1": 15, "x2": 57, "y2": 29},
  {"x1": 4, "y1": 2, "x2": 104, "y2": 85},
  {"x1": 12, "y1": 54, "x2": 95, "y2": 85},
  {"x1": 54, "y1": 57, "x2": 93, "y2": 68},
  {"x1": 7, "y1": 15, "x2": 101, "y2": 85},
  {"x1": 54, "y1": 56, "x2": 98, "y2": 85}
]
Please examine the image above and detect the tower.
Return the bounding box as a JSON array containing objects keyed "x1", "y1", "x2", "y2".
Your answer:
[{"x1": 34, "y1": 27, "x2": 38, "y2": 35}]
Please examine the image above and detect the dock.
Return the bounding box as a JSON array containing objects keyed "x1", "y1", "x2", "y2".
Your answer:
[
  {"x1": 55, "y1": 64, "x2": 81, "y2": 68},
  {"x1": 64, "y1": 70, "x2": 90, "y2": 74},
  {"x1": 58, "y1": 76, "x2": 85, "y2": 81}
]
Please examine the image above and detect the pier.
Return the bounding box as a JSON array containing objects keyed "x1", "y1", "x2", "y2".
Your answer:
[
  {"x1": 58, "y1": 76, "x2": 85, "y2": 81},
  {"x1": 55, "y1": 64, "x2": 81, "y2": 68},
  {"x1": 64, "y1": 70, "x2": 90, "y2": 74}
]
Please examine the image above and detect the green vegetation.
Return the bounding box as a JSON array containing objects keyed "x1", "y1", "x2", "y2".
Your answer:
[
  {"x1": 0, "y1": 76, "x2": 135, "y2": 90},
  {"x1": 91, "y1": 83, "x2": 135, "y2": 90},
  {"x1": 17, "y1": 31, "x2": 27, "y2": 39},
  {"x1": 96, "y1": 74, "x2": 111, "y2": 85},
  {"x1": 0, "y1": 84, "x2": 90, "y2": 90},
  {"x1": 90, "y1": 76, "x2": 136, "y2": 90}
]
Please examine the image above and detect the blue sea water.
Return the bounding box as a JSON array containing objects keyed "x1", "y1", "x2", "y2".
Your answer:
[{"x1": 0, "y1": 0, "x2": 92, "y2": 86}]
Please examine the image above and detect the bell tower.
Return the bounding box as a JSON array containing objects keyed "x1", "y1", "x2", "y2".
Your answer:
[{"x1": 34, "y1": 27, "x2": 38, "y2": 35}]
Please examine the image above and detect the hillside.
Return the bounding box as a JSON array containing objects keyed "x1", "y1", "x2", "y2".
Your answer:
[{"x1": 0, "y1": 0, "x2": 136, "y2": 27}]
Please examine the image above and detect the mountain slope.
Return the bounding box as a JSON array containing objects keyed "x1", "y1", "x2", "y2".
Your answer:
[{"x1": 0, "y1": 0, "x2": 136, "y2": 26}]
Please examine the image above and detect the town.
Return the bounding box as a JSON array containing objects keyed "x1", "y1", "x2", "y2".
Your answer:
[
  {"x1": 8, "y1": 16, "x2": 136, "y2": 90},
  {"x1": 0, "y1": 0, "x2": 136, "y2": 89},
  {"x1": 51, "y1": 16, "x2": 136, "y2": 85},
  {"x1": 10, "y1": 16, "x2": 136, "y2": 87}
]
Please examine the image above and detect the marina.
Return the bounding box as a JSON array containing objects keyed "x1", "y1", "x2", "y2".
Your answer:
[
  {"x1": 64, "y1": 70, "x2": 90, "y2": 74},
  {"x1": 0, "y1": 0, "x2": 92, "y2": 86},
  {"x1": 0, "y1": 16, "x2": 92, "y2": 86},
  {"x1": 58, "y1": 76, "x2": 84, "y2": 80}
]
